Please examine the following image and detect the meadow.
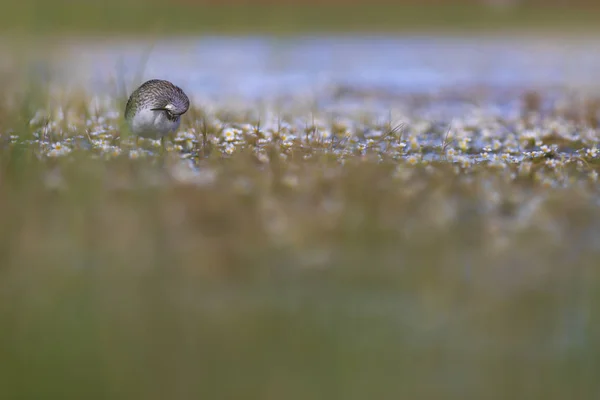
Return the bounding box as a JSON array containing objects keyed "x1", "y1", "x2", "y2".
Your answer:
[
  {"x1": 1, "y1": 76, "x2": 600, "y2": 398},
  {"x1": 1, "y1": 2, "x2": 600, "y2": 399}
]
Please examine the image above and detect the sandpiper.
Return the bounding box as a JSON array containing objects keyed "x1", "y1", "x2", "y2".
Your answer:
[{"x1": 124, "y1": 79, "x2": 190, "y2": 144}]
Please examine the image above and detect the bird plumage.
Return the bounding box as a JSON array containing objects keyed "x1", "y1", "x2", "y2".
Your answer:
[{"x1": 125, "y1": 79, "x2": 190, "y2": 139}]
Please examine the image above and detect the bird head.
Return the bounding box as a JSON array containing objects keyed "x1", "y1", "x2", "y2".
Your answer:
[{"x1": 151, "y1": 99, "x2": 189, "y2": 121}]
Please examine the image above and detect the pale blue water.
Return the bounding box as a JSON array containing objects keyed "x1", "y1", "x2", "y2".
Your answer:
[
  {"x1": 24, "y1": 35, "x2": 600, "y2": 366},
  {"x1": 60, "y1": 35, "x2": 600, "y2": 101}
]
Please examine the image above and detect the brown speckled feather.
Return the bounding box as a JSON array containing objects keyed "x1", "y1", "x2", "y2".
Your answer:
[{"x1": 125, "y1": 79, "x2": 190, "y2": 122}]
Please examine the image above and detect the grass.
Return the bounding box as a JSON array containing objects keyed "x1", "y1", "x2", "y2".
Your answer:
[
  {"x1": 2, "y1": 0, "x2": 600, "y2": 36},
  {"x1": 0, "y1": 73, "x2": 600, "y2": 399}
]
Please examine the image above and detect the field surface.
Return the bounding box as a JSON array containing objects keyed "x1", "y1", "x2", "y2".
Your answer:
[{"x1": 1, "y1": 5, "x2": 600, "y2": 399}]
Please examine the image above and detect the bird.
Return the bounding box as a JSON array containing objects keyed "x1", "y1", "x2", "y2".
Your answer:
[{"x1": 124, "y1": 79, "x2": 190, "y2": 145}]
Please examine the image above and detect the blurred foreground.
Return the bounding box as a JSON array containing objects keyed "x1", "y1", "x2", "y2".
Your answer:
[{"x1": 0, "y1": 81, "x2": 599, "y2": 398}]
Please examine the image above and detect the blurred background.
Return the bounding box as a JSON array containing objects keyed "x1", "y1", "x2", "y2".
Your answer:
[
  {"x1": 2, "y1": 0, "x2": 600, "y2": 34},
  {"x1": 1, "y1": 1, "x2": 600, "y2": 400},
  {"x1": 3, "y1": 0, "x2": 599, "y2": 106}
]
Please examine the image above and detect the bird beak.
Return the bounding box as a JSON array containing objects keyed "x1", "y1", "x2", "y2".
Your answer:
[{"x1": 151, "y1": 107, "x2": 184, "y2": 116}]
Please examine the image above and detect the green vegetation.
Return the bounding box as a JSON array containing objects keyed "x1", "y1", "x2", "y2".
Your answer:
[
  {"x1": 1, "y1": 2, "x2": 600, "y2": 394},
  {"x1": 2, "y1": 0, "x2": 600, "y2": 35},
  {"x1": 0, "y1": 78, "x2": 600, "y2": 398}
]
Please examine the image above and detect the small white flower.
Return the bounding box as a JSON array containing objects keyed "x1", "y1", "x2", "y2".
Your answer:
[
  {"x1": 222, "y1": 127, "x2": 237, "y2": 142},
  {"x1": 110, "y1": 147, "x2": 122, "y2": 157},
  {"x1": 47, "y1": 145, "x2": 71, "y2": 157},
  {"x1": 175, "y1": 130, "x2": 196, "y2": 142},
  {"x1": 209, "y1": 135, "x2": 220, "y2": 145},
  {"x1": 224, "y1": 143, "x2": 235, "y2": 155},
  {"x1": 129, "y1": 149, "x2": 141, "y2": 159},
  {"x1": 586, "y1": 147, "x2": 598, "y2": 158},
  {"x1": 212, "y1": 120, "x2": 224, "y2": 131},
  {"x1": 257, "y1": 138, "x2": 271, "y2": 146},
  {"x1": 279, "y1": 132, "x2": 296, "y2": 142},
  {"x1": 409, "y1": 136, "x2": 420, "y2": 151},
  {"x1": 317, "y1": 129, "x2": 332, "y2": 140},
  {"x1": 407, "y1": 155, "x2": 420, "y2": 165},
  {"x1": 458, "y1": 156, "x2": 471, "y2": 169}
]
